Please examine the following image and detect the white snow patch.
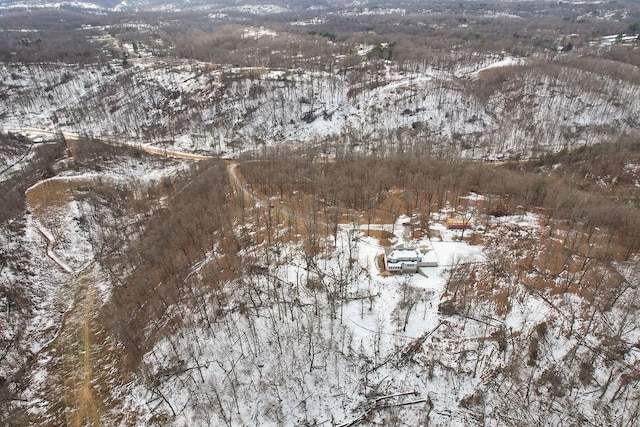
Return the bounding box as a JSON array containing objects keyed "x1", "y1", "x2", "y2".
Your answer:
[{"x1": 243, "y1": 26, "x2": 278, "y2": 39}]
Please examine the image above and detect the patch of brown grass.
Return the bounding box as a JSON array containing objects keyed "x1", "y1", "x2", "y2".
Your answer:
[
  {"x1": 26, "y1": 179, "x2": 75, "y2": 213},
  {"x1": 365, "y1": 229, "x2": 395, "y2": 247},
  {"x1": 466, "y1": 232, "x2": 483, "y2": 245},
  {"x1": 493, "y1": 290, "x2": 511, "y2": 316},
  {"x1": 376, "y1": 253, "x2": 386, "y2": 273}
]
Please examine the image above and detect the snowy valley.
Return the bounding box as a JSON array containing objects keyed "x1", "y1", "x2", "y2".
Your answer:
[
  {"x1": 2, "y1": 55, "x2": 640, "y2": 159},
  {"x1": 2, "y1": 1, "x2": 640, "y2": 426}
]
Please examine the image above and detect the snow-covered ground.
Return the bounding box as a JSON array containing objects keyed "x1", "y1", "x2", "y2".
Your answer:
[
  {"x1": 1, "y1": 55, "x2": 638, "y2": 160},
  {"x1": 2, "y1": 43, "x2": 640, "y2": 424},
  {"x1": 2, "y1": 126, "x2": 639, "y2": 424},
  {"x1": 126, "y1": 215, "x2": 488, "y2": 425},
  {"x1": 0, "y1": 135, "x2": 197, "y2": 423},
  {"x1": 117, "y1": 202, "x2": 640, "y2": 425},
  {"x1": 220, "y1": 4, "x2": 291, "y2": 15}
]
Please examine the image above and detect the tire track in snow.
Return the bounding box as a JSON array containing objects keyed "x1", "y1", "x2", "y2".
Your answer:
[{"x1": 35, "y1": 224, "x2": 74, "y2": 274}]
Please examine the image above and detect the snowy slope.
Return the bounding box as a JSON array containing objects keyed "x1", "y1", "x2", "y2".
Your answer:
[
  {"x1": 1, "y1": 57, "x2": 639, "y2": 159},
  {"x1": 120, "y1": 212, "x2": 640, "y2": 426}
]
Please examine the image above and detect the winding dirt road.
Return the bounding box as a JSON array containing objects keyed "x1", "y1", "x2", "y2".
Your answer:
[
  {"x1": 8, "y1": 128, "x2": 380, "y2": 424},
  {"x1": 3, "y1": 127, "x2": 218, "y2": 425},
  {"x1": 1, "y1": 127, "x2": 217, "y2": 161}
]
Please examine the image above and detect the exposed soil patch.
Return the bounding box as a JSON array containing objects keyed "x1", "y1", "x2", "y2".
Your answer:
[{"x1": 365, "y1": 229, "x2": 395, "y2": 247}]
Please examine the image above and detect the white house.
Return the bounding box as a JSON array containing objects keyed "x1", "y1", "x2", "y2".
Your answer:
[
  {"x1": 386, "y1": 249, "x2": 420, "y2": 272},
  {"x1": 384, "y1": 247, "x2": 438, "y2": 273}
]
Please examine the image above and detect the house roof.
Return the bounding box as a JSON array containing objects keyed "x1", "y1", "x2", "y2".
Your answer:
[{"x1": 387, "y1": 249, "x2": 420, "y2": 260}]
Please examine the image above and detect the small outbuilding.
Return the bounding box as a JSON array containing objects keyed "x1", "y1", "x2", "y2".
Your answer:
[{"x1": 446, "y1": 217, "x2": 471, "y2": 230}]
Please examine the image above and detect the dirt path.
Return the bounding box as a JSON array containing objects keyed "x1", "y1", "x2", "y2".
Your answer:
[
  {"x1": 226, "y1": 161, "x2": 261, "y2": 205},
  {"x1": 34, "y1": 225, "x2": 75, "y2": 274},
  {"x1": 7, "y1": 126, "x2": 219, "y2": 424},
  {"x1": 1, "y1": 127, "x2": 217, "y2": 161},
  {"x1": 226, "y1": 161, "x2": 389, "y2": 249},
  {"x1": 227, "y1": 160, "x2": 323, "y2": 222},
  {"x1": 14, "y1": 132, "x2": 105, "y2": 424},
  {"x1": 226, "y1": 160, "x2": 315, "y2": 227},
  {"x1": 19, "y1": 261, "x2": 104, "y2": 426},
  {"x1": 73, "y1": 282, "x2": 99, "y2": 427}
]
